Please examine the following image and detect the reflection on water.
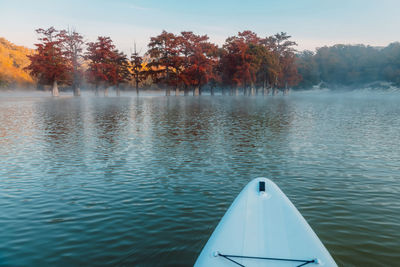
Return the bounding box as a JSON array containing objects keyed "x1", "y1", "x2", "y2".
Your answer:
[{"x1": 0, "y1": 92, "x2": 399, "y2": 266}]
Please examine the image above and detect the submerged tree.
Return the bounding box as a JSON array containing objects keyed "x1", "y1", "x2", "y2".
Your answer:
[
  {"x1": 253, "y1": 43, "x2": 278, "y2": 95},
  {"x1": 85, "y1": 36, "x2": 118, "y2": 96},
  {"x1": 130, "y1": 43, "x2": 146, "y2": 95},
  {"x1": 26, "y1": 27, "x2": 304, "y2": 95},
  {"x1": 179, "y1": 31, "x2": 219, "y2": 95},
  {"x1": 222, "y1": 31, "x2": 264, "y2": 95},
  {"x1": 261, "y1": 32, "x2": 300, "y2": 94},
  {"x1": 58, "y1": 29, "x2": 84, "y2": 96},
  {"x1": 113, "y1": 50, "x2": 130, "y2": 96},
  {"x1": 146, "y1": 31, "x2": 182, "y2": 96},
  {"x1": 208, "y1": 48, "x2": 223, "y2": 96},
  {"x1": 25, "y1": 27, "x2": 71, "y2": 96}
]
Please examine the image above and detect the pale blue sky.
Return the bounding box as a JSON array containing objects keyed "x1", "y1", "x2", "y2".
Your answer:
[{"x1": 0, "y1": 0, "x2": 399, "y2": 54}]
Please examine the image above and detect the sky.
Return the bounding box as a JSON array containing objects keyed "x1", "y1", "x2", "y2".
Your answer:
[{"x1": 0, "y1": 0, "x2": 399, "y2": 55}]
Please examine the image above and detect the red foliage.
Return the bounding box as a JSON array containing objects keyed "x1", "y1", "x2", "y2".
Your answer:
[
  {"x1": 146, "y1": 31, "x2": 182, "y2": 88},
  {"x1": 179, "y1": 32, "x2": 219, "y2": 92},
  {"x1": 222, "y1": 31, "x2": 259, "y2": 88},
  {"x1": 85, "y1": 36, "x2": 127, "y2": 87},
  {"x1": 25, "y1": 27, "x2": 301, "y2": 94},
  {"x1": 58, "y1": 29, "x2": 84, "y2": 91},
  {"x1": 25, "y1": 27, "x2": 71, "y2": 85}
]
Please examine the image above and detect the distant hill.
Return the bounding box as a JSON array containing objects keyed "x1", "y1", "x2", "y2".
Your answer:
[{"x1": 0, "y1": 37, "x2": 34, "y2": 88}]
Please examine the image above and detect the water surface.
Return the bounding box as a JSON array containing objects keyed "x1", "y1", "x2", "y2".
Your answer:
[{"x1": 0, "y1": 91, "x2": 399, "y2": 266}]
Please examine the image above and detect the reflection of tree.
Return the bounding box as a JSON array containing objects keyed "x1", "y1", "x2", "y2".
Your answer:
[
  {"x1": 151, "y1": 97, "x2": 213, "y2": 144},
  {"x1": 32, "y1": 98, "x2": 88, "y2": 179},
  {"x1": 227, "y1": 97, "x2": 292, "y2": 136},
  {"x1": 36, "y1": 98, "x2": 83, "y2": 143},
  {"x1": 142, "y1": 97, "x2": 215, "y2": 181},
  {"x1": 220, "y1": 97, "x2": 293, "y2": 160},
  {"x1": 90, "y1": 98, "x2": 131, "y2": 159},
  {"x1": 34, "y1": 97, "x2": 133, "y2": 178},
  {"x1": 0, "y1": 99, "x2": 36, "y2": 151},
  {"x1": 143, "y1": 97, "x2": 293, "y2": 179}
]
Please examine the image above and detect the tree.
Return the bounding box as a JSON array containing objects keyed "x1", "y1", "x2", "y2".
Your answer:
[
  {"x1": 146, "y1": 31, "x2": 182, "y2": 96},
  {"x1": 222, "y1": 31, "x2": 260, "y2": 95},
  {"x1": 250, "y1": 43, "x2": 277, "y2": 95},
  {"x1": 25, "y1": 27, "x2": 71, "y2": 96},
  {"x1": 260, "y1": 32, "x2": 300, "y2": 94},
  {"x1": 208, "y1": 47, "x2": 223, "y2": 96},
  {"x1": 179, "y1": 31, "x2": 219, "y2": 95},
  {"x1": 85, "y1": 36, "x2": 118, "y2": 96},
  {"x1": 130, "y1": 43, "x2": 146, "y2": 95},
  {"x1": 296, "y1": 51, "x2": 319, "y2": 88},
  {"x1": 58, "y1": 29, "x2": 84, "y2": 96},
  {"x1": 382, "y1": 42, "x2": 400, "y2": 85},
  {"x1": 114, "y1": 50, "x2": 130, "y2": 96}
]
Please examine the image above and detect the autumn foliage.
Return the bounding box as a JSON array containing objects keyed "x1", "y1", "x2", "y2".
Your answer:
[
  {"x1": 145, "y1": 30, "x2": 300, "y2": 96},
  {"x1": 8, "y1": 26, "x2": 400, "y2": 95},
  {"x1": 25, "y1": 27, "x2": 72, "y2": 96},
  {"x1": 85, "y1": 36, "x2": 129, "y2": 96},
  {"x1": 58, "y1": 29, "x2": 84, "y2": 96},
  {"x1": 20, "y1": 27, "x2": 303, "y2": 96},
  {"x1": 0, "y1": 37, "x2": 34, "y2": 87}
]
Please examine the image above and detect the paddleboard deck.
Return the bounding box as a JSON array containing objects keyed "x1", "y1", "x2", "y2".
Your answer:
[{"x1": 195, "y1": 178, "x2": 337, "y2": 267}]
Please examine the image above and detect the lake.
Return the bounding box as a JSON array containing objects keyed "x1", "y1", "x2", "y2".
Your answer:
[{"x1": 0, "y1": 90, "x2": 399, "y2": 266}]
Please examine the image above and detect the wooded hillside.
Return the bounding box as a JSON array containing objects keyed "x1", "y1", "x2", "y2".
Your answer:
[{"x1": 0, "y1": 37, "x2": 34, "y2": 88}]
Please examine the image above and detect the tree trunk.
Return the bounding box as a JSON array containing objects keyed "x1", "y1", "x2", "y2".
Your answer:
[
  {"x1": 166, "y1": 87, "x2": 171, "y2": 96},
  {"x1": 262, "y1": 79, "x2": 266, "y2": 96},
  {"x1": 243, "y1": 87, "x2": 247, "y2": 96},
  {"x1": 250, "y1": 84, "x2": 255, "y2": 96},
  {"x1": 52, "y1": 80, "x2": 59, "y2": 97},
  {"x1": 73, "y1": 85, "x2": 80, "y2": 96},
  {"x1": 136, "y1": 80, "x2": 139, "y2": 96},
  {"x1": 116, "y1": 85, "x2": 121, "y2": 97},
  {"x1": 175, "y1": 87, "x2": 180, "y2": 96},
  {"x1": 235, "y1": 87, "x2": 239, "y2": 96},
  {"x1": 211, "y1": 86, "x2": 215, "y2": 96},
  {"x1": 198, "y1": 86, "x2": 202, "y2": 96},
  {"x1": 222, "y1": 88, "x2": 226, "y2": 95},
  {"x1": 184, "y1": 86, "x2": 189, "y2": 96},
  {"x1": 37, "y1": 83, "x2": 44, "y2": 91},
  {"x1": 95, "y1": 84, "x2": 99, "y2": 96},
  {"x1": 284, "y1": 81, "x2": 289, "y2": 95},
  {"x1": 194, "y1": 86, "x2": 199, "y2": 96},
  {"x1": 104, "y1": 87, "x2": 109, "y2": 97},
  {"x1": 229, "y1": 87, "x2": 233, "y2": 96}
]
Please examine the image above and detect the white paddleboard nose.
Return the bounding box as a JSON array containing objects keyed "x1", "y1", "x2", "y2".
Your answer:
[{"x1": 195, "y1": 177, "x2": 337, "y2": 267}]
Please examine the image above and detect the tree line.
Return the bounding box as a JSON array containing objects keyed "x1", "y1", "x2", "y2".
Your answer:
[
  {"x1": 297, "y1": 43, "x2": 400, "y2": 88},
  {"x1": 25, "y1": 27, "x2": 300, "y2": 96},
  {"x1": 24, "y1": 27, "x2": 400, "y2": 96}
]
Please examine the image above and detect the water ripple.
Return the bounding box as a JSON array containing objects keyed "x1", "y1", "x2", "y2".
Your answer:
[{"x1": 0, "y1": 93, "x2": 399, "y2": 266}]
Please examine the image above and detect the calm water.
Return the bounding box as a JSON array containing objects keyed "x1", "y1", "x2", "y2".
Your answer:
[{"x1": 0, "y1": 91, "x2": 399, "y2": 266}]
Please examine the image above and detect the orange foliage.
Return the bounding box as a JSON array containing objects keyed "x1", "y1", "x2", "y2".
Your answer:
[{"x1": 0, "y1": 37, "x2": 34, "y2": 87}]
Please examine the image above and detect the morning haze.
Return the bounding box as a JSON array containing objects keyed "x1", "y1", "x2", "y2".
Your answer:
[{"x1": 0, "y1": 1, "x2": 399, "y2": 266}]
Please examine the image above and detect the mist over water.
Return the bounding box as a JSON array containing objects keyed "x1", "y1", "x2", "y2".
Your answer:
[{"x1": 0, "y1": 89, "x2": 399, "y2": 266}]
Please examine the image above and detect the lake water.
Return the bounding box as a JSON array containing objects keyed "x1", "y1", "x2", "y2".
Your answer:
[{"x1": 0, "y1": 91, "x2": 399, "y2": 266}]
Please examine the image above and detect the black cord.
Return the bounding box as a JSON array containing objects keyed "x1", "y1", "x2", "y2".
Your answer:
[{"x1": 218, "y1": 252, "x2": 316, "y2": 267}]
